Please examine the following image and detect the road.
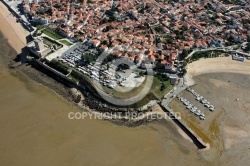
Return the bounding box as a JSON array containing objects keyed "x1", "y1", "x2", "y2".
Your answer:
[
  {"x1": 161, "y1": 78, "x2": 189, "y2": 106},
  {"x1": 185, "y1": 45, "x2": 250, "y2": 60}
]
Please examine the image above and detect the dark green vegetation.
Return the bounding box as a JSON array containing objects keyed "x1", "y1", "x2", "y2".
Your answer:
[
  {"x1": 47, "y1": 60, "x2": 69, "y2": 75},
  {"x1": 70, "y1": 69, "x2": 83, "y2": 81},
  {"x1": 42, "y1": 28, "x2": 63, "y2": 40},
  {"x1": 155, "y1": 26, "x2": 164, "y2": 34},
  {"x1": 187, "y1": 50, "x2": 226, "y2": 62},
  {"x1": 59, "y1": 39, "x2": 72, "y2": 46},
  {"x1": 34, "y1": 25, "x2": 64, "y2": 40},
  {"x1": 35, "y1": 25, "x2": 44, "y2": 30},
  {"x1": 81, "y1": 53, "x2": 95, "y2": 63},
  {"x1": 248, "y1": 36, "x2": 250, "y2": 42}
]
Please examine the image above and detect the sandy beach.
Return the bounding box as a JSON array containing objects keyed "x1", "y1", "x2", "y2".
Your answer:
[
  {"x1": 186, "y1": 57, "x2": 250, "y2": 83},
  {"x1": 0, "y1": 2, "x2": 29, "y2": 53}
]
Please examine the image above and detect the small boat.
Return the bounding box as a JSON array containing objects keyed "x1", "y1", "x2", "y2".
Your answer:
[
  {"x1": 196, "y1": 97, "x2": 201, "y2": 101},
  {"x1": 199, "y1": 116, "x2": 205, "y2": 120},
  {"x1": 204, "y1": 104, "x2": 210, "y2": 108},
  {"x1": 194, "y1": 111, "x2": 200, "y2": 116},
  {"x1": 209, "y1": 107, "x2": 215, "y2": 112}
]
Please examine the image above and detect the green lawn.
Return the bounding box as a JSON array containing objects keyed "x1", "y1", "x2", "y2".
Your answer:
[
  {"x1": 59, "y1": 39, "x2": 72, "y2": 46},
  {"x1": 41, "y1": 28, "x2": 63, "y2": 40},
  {"x1": 129, "y1": 76, "x2": 172, "y2": 108},
  {"x1": 36, "y1": 25, "x2": 44, "y2": 30},
  {"x1": 151, "y1": 76, "x2": 172, "y2": 99}
]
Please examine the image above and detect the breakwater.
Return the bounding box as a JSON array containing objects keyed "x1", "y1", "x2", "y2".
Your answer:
[{"x1": 159, "y1": 104, "x2": 208, "y2": 149}]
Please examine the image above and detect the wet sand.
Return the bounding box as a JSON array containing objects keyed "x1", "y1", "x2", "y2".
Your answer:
[{"x1": 171, "y1": 73, "x2": 250, "y2": 165}]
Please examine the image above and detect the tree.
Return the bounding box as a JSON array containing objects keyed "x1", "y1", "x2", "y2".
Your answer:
[
  {"x1": 139, "y1": 71, "x2": 144, "y2": 77},
  {"x1": 102, "y1": 40, "x2": 109, "y2": 45},
  {"x1": 161, "y1": 83, "x2": 166, "y2": 91},
  {"x1": 183, "y1": 61, "x2": 187, "y2": 67},
  {"x1": 181, "y1": 25, "x2": 188, "y2": 31},
  {"x1": 247, "y1": 35, "x2": 250, "y2": 42},
  {"x1": 162, "y1": 74, "x2": 169, "y2": 81},
  {"x1": 45, "y1": 8, "x2": 52, "y2": 15},
  {"x1": 165, "y1": 37, "x2": 173, "y2": 44},
  {"x1": 48, "y1": 60, "x2": 69, "y2": 75},
  {"x1": 81, "y1": 53, "x2": 94, "y2": 63},
  {"x1": 183, "y1": 49, "x2": 189, "y2": 57},
  {"x1": 182, "y1": 68, "x2": 187, "y2": 75},
  {"x1": 155, "y1": 26, "x2": 164, "y2": 33}
]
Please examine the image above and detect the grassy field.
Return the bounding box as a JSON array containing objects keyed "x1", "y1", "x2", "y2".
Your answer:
[
  {"x1": 36, "y1": 25, "x2": 44, "y2": 30},
  {"x1": 59, "y1": 39, "x2": 72, "y2": 46},
  {"x1": 151, "y1": 76, "x2": 172, "y2": 99},
  {"x1": 35, "y1": 25, "x2": 63, "y2": 40},
  {"x1": 42, "y1": 29, "x2": 63, "y2": 40},
  {"x1": 130, "y1": 77, "x2": 172, "y2": 108}
]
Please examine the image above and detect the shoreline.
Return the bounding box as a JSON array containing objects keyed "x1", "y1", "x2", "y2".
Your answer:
[
  {"x1": 0, "y1": 1, "x2": 173, "y2": 128},
  {"x1": 1, "y1": 0, "x2": 250, "y2": 151},
  {"x1": 0, "y1": 2, "x2": 159, "y2": 124},
  {"x1": 0, "y1": 2, "x2": 154, "y2": 123},
  {"x1": 0, "y1": 2, "x2": 29, "y2": 53},
  {"x1": 1, "y1": 1, "x2": 250, "y2": 165},
  {"x1": 185, "y1": 57, "x2": 250, "y2": 85}
]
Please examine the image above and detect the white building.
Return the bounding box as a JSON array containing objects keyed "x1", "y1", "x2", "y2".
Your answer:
[
  {"x1": 32, "y1": 16, "x2": 49, "y2": 25},
  {"x1": 34, "y1": 38, "x2": 45, "y2": 51}
]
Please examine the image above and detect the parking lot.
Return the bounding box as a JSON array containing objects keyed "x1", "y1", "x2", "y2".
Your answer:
[{"x1": 57, "y1": 42, "x2": 145, "y2": 90}]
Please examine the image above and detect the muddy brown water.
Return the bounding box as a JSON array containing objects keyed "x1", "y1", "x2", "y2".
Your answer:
[{"x1": 0, "y1": 33, "x2": 207, "y2": 166}]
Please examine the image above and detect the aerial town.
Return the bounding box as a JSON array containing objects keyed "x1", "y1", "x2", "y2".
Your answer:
[
  {"x1": 2, "y1": 0, "x2": 250, "y2": 160},
  {"x1": 19, "y1": 0, "x2": 250, "y2": 70},
  {"x1": 4, "y1": 0, "x2": 245, "y2": 107},
  {"x1": 0, "y1": 0, "x2": 247, "y2": 107},
  {"x1": 1, "y1": 0, "x2": 249, "y2": 98}
]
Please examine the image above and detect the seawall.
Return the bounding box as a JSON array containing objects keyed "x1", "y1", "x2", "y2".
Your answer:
[{"x1": 159, "y1": 104, "x2": 208, "y2": 149}]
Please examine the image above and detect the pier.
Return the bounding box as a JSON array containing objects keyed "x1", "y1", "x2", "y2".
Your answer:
[{"x1": 159, "y1": 104, "x2": 208, "y2": 149}]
